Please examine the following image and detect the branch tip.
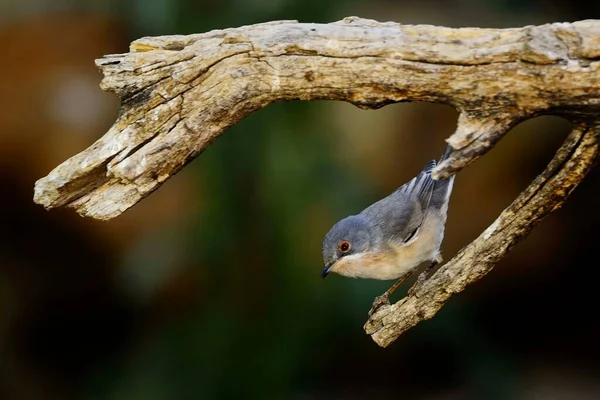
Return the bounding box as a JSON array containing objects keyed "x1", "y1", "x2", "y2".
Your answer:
[{"x1": 433, "y1": 113, "x2": 519, "y2": 179}]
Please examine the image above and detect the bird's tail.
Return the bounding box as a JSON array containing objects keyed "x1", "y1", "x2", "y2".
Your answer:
[
  {"x1": 429, "y1": 144, "x2": 455, "y2": 211},
  {"x1": 438, "y1": 144, "x2": 454, "y2": 164}
]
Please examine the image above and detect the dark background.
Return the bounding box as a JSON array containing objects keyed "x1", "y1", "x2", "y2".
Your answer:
[{"x1": 1, "y1": 1, "x2": 600, "y2": 399}]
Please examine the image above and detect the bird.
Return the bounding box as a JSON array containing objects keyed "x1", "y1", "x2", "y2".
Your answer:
[{"x1": 321, "y1": 145, "x2": 455, "y2": 315}]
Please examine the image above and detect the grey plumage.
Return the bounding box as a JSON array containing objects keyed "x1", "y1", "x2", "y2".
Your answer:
[
  {"x1": 360, "y1": 146, "x2": 453, "y2": 246},
  {"x1": 359, "y1": 160, "x2": 434, "y2": 246},
  {"x1": 321, "y1": 214, "x2": 375, "y2": 259},
  {"x1": 321, "y1": 145, "x2": 455, "y2": 280}
]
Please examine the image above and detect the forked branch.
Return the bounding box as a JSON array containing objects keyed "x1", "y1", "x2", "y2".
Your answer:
[{"x1": 31, "y1": 18, "x2": 600, "y2": 347}]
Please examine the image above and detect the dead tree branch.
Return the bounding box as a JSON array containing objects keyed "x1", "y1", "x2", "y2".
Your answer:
[
  {"x1": 365, "y1": 121, "x2": 599, "y2": 347},
  {"x1": 32, "y1": 18, "x2": 600, "y2": 346},
  {"x1": 33, "y1": 17, "x2": 600, "y2": 218}
]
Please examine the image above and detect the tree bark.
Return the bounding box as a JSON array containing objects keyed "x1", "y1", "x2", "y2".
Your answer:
[{"x1": 32, "y1": 17, "x2": 600, "y2": 346}]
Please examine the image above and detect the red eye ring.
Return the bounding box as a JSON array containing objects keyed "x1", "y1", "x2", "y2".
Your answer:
[{"x1": 338, "y1": 240, "x2": 351, "y2": 253}]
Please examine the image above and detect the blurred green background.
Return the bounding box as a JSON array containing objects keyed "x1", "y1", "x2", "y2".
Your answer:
[{"x1": 2, "y1": 1, "x2": 600, "y2": 399}]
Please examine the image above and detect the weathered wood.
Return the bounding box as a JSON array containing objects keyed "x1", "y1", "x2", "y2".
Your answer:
[
  {"x1": 365, "y1": 120, "x2": 600, "y2": 347},
  {"x1": 31, "y1": 18, "x2": 600, "y2": 347},
  {"x1": 33, "y1": 17, "x2": 600, "y2": 219}
]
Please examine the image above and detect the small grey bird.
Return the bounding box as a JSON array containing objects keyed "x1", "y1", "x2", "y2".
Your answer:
[{"x1": 321, "y1": 146, "x2": 455, "y2": 309}]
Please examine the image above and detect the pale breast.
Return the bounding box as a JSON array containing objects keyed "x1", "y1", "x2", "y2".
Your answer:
[
  {"x1": 392, "y1": 212, "x2": 444, "y2": 266},
  {"x1": 366, "y1": 212, "x2": 445, "y2": 279}
]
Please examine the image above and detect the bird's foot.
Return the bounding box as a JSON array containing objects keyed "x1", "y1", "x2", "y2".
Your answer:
[{"x1": 368, "y1": 294, "x2": 391, "y2": 317}]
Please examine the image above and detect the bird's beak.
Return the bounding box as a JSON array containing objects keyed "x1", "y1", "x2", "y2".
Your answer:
[{"x1": 322, "y1": 262, "x2": 334, "y2": 279}]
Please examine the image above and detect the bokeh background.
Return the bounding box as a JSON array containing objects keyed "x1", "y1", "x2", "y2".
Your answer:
[{"x1": 2, "y1": 1, "x2": 600, "y2": 399}]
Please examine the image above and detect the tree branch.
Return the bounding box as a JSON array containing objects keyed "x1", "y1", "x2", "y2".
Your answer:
[
  {"x1": 33, "y1": 17, "x2": 600, "y2": 218},
  {"x1": 365, "y1": 120, "x2": 599, "y2": 347},
  {"x1": 31, "y1": 18, "x2": 600, "y2": 346}
]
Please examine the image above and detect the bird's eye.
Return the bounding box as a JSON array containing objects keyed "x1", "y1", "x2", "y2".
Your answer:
[{"x1": 338, "y1": 240, "x2": 351, "y2": 254}]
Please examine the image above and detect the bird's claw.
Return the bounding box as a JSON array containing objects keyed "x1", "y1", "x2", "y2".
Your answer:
[{"x1": 368, "y1": 294, "x2": 391, "y2": 317}]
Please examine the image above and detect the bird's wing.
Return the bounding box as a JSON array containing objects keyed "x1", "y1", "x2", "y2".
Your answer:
[
  {"x1": 361, "y1": 160, "x2": 436, "y2": 244},
  {"x1": 395, "y1": 160, "x2": 436, "y2": 211}
]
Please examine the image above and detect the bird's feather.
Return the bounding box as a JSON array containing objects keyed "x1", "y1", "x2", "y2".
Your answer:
[
  {"x1": 429, "y1": 145, "x2": 455, "y2": 210},
  {"x1": 360, "y1": 160, "x2": 436, "y2": 245}
]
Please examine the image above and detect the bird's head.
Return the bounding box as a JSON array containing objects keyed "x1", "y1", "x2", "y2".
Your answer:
[{"x1": 321, "y1": 215, "x2": 377, "y2": 278}]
